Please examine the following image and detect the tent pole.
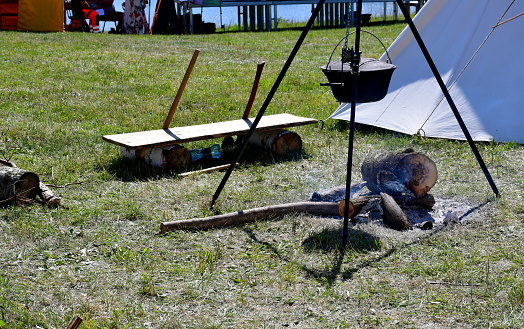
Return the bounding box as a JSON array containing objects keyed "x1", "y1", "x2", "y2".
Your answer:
[
  {"x1": 342, "y1": 0, "x2": 363, "y2": 247},
  {"x1": 394, "y1": 0, "x2": 500, "y2": 198},
  {"x1": 210, "y1": 0, "x2": 327, "y2": 208}
]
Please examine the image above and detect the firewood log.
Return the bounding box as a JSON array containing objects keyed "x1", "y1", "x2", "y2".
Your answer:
[
  {"x1": 121, "y1": 145, "x2": 191, "y2": 170},
  {"x1": 160, "y1": 201, "x2": 339, "y2": 231},
  {"x1": 380, "y1": 192, "x2": 412, "y2": 230},
  {"x1": 0, "y1": 162, "x2": 61, "y2": 206},
  {"x1": 38, "y1": 182, "x2": 61, "y2": 207},
  {"x1": 247, "y1": 129, "x2": 302, "y2": 155},
  {"x1": 0, "y1": 165, "x2": 40, "y2": 204},
  {"x1": 361, "y1": 149, "x2": 437, "y2": 197},
  {"x1": 337, "y1": 195, "x2": 378, "y2": 218},
  {"x1": 179, "y1": 163, "x2": 240, "y2": 177}
]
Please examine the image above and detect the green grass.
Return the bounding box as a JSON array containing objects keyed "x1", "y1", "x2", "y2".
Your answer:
[{"x1": 1, "y1": 23, "x2": 524, "y2": 328}]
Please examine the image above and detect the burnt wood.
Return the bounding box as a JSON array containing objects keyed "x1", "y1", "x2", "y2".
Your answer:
[{"x1": 361, "y1": 150, "x2": 437, "y2": 197}]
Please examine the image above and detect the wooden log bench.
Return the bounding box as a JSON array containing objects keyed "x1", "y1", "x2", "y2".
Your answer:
[
  {"x1": 103, "y1": 113, "x2": 317, "y2": 169},
  {"x1": 102, "y1": 50, "x2": 318, "y2": 170}
]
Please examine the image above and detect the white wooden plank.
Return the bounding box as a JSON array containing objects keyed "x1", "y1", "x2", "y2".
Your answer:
[{"x1": 103, "y1": 113, "x2": 317, "y2": 149}]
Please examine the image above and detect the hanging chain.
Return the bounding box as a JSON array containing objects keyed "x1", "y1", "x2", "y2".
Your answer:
[{"x1": 341, "y1": 5, "x2": 354, "y2": 63}]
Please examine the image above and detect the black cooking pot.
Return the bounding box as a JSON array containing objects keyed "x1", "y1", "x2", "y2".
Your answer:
[{"x1": 321, "y1": 58, "x2": 396, "y2": 103}]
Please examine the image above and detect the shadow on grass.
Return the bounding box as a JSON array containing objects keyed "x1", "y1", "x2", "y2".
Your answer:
[
  {"x1": 302, "y1": 226, "x2": 381, "y2": 253},
  {"x1": 300, "y1": 226, "x2": 386, "y2": 285},
  {"x1": 298, "y1": 199, "x2": 493, "y2": 285},
  {"x1": 100, "y1": 145, "x2": 311, "y2": 182},
  {"x1": 243, "y1": 224, "x2": 385, "y2": 286}
]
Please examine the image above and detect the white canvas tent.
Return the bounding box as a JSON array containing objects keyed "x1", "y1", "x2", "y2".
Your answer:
[{"x1": 330, "y1": 0, "x2": 524, "y2": 143}]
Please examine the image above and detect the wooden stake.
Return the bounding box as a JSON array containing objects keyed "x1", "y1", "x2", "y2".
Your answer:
[
  {"x1": 66, "y1": 315, "x2": 82, "y2": 329},
  {"x1": 163, "y1": 49, "x2": 200, "y2": 129},
  {"x1": 243, "y1": 61, "x2": 265, "y2": 119},
  {"x1": 149, "y1": 0, "x2": 164, "y2": 33}
]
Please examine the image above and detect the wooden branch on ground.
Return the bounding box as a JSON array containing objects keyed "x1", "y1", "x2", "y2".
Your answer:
[
  {"x1": 0, "y1": 159, "x2": 16, "y2": 167},
  {"x1": 160, "y1": 201, "x2": 340, "y2": 232},
  {"x1": 179, "y1": 163, "x2": 240, "y2": 177}
]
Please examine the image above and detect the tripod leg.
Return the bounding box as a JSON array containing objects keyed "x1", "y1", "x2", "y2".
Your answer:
[{"x1": 210, "y1": 0, "x2": 328, "y2": 208}]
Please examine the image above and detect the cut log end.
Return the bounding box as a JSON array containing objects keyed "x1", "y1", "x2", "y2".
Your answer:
[
  {"x1": 273, "y1": 130, "x2": 302, "y2": 155},
  {"x1": 162, "y1": 145, "x2": 192, "y2": 169},
  {"x1": 15, "y1": 172, "x2": 40, "y2": 199},
  {"x1": 248, "y1": 129, "x2": 302, "y2": 155},
  {"x1": 337, "y1": 195, "x2": 378, "y2": 218},
  {"x1": 400, "y1": 153, "x2": 438, "y2": 197},
  {"x1": 66, "y1": 316, "x2": 83, "y2": 329},
  {"x1": 121, "y1": 145, "x2": 191, "y2": 170},
  {"x1": 1, "y1": 166, "x2": 40, "y2": 203},
  {"x1": 338, "y1": 199, "x2": 355, "y2": 218}
]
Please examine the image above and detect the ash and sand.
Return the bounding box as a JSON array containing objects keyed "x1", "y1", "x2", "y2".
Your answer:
[{"x1": 310, "y1": 184, "x2": 487, "y2": 231}]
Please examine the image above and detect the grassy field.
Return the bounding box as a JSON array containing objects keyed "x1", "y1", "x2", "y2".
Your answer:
[{"x1": 1, "y1": 21, "x2": 523, "y2": 328}]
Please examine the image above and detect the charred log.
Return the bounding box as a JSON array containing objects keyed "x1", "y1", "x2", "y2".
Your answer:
[
  {"x1": 380, "y1": 192, "x2": 412, "y2": 230},
  {"x1": 405, "y1": 193, "x2": 435, "y2": 209},
  {"x1": 361, "y1": 149, "x2": 437, "y2": 197}
]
